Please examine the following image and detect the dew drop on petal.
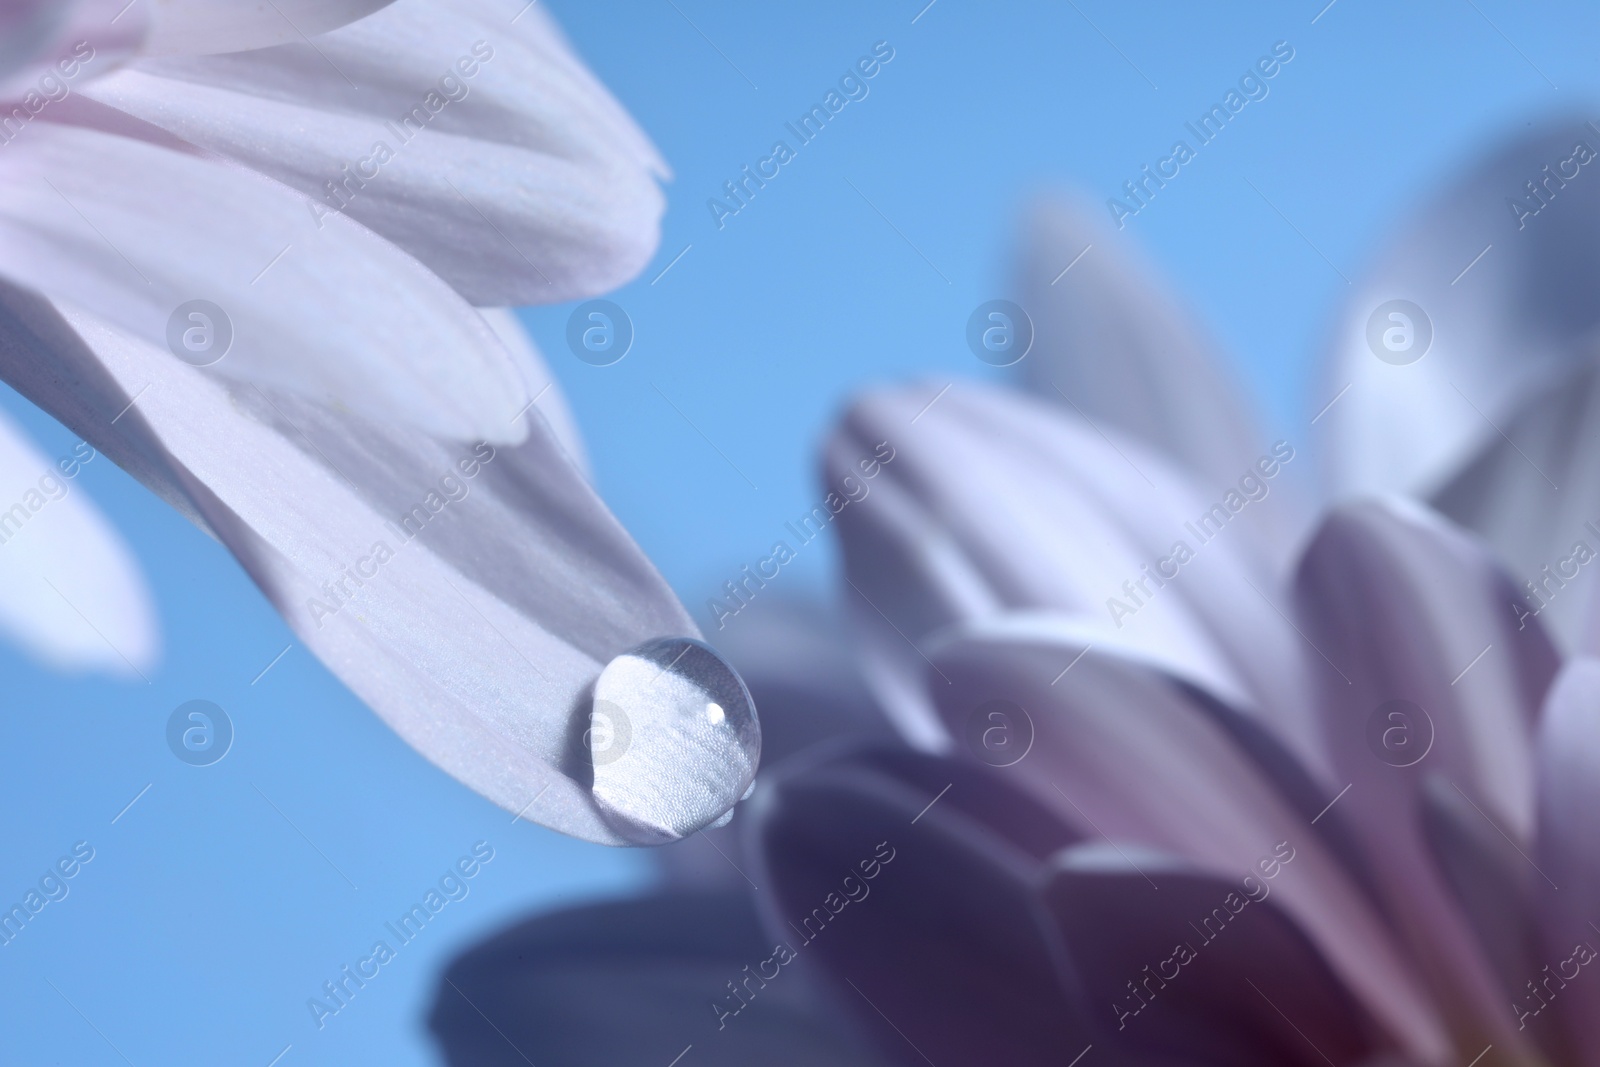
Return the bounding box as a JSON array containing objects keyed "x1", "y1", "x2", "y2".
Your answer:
[{"x1": 589, "y1": 637, "x2": 760, "y2": 845}]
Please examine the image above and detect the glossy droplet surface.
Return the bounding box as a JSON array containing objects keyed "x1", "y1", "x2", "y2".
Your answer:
[{"x1": 590, "y1": 637, "x2": 760, "y2": 845}]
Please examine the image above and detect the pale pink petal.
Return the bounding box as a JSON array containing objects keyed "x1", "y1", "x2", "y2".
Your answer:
[
  {"x1": 90, "y1": 0, "x2": 667, "y2": 304},
  {"x1": 1532, "y1": 659, "x2": 1600, "y2": 1065},
  {"x1": 828, "y1": 380, "x2": 1320, "y2": 768},
  {"x1": 0, "y1": 404, "x2": 156, "y2": 675},
  {"x1": 0, "y1": 104, "x2": 532, "y2": 442}
]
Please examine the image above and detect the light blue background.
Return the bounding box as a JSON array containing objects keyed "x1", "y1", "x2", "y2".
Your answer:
[{"x1": 1, "y1": 1, "x2": 1593, "y2": 1063}]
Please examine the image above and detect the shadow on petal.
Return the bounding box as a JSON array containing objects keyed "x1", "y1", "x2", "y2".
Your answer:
[
  {"x1": 428, "y1": 890, "x2": 884, "y2": 1066},
  {"x1": 748, "y1": 744, "x2": 1097, "y2": 1067}
]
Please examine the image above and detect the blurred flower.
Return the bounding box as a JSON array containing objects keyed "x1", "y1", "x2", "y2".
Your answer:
[
  {"x1": 0, "y1": 0, "x2": 760, "y2": 844},
  {"x1": 430, "y1": 116, "x2": 1600, "y2": 1064}
]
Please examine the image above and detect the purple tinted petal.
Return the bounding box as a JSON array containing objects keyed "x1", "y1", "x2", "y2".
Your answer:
[
  {"x1": 926, "y1": 620, "x2": 1450, "y2": 1064},
  {"x1": 1532, "y1": 659, "x2": 1600, "y2": 1065},
  {"x1": 429, "y1": 891, "x2": 885, "y2": 1066},
  {"x1": 748, "y1": 745, "x2": 1096, "y2": 1067},
  {"x1": 1294, "y1": 497, "x2": 1558, "y2": 1054},
  {"x1": 1042, "y1": 844, "x2": 1382, "y2": 1067}
]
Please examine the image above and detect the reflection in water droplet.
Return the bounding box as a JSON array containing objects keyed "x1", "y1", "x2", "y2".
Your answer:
[{"x1": 590, "y1": 637, "x2": 760, "y2": 845}]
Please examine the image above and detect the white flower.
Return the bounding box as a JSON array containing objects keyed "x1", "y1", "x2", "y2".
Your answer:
[{"x1": 0, "y1": 0, "x2": 760, "y2": 845}]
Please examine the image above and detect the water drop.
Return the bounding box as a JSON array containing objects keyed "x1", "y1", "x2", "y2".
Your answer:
[{"x1": 589, "y1": 637, "x2": 760, "y2": 845}]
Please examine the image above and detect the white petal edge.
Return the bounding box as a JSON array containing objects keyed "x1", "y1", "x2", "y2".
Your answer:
[
  {"x1": 1533, "y1": 658, "x2": 1600, "y2": 1065},
  {"x1": 0, "y1": 104, "x2": 531, "y2": 443},
  {"x1": 479, "y1": 308, "x2": 590, "y2": 478},
  {"x1": 0, "y1": 404, "x2": 157, "y2": 676},
  {"x1": 142, "y1": 0, "x2": 396, "y2": 56},
  {"x1": 94, "y1": 0, "x2": 668, "y2": 304}
]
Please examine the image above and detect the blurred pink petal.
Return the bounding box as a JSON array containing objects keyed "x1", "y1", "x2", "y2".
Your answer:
[
  {"x1": 1295, "y1": 497, "x2": 1557, "y2": 1053},
  {"x1": 828, "y1": 380, "x2": 1317, "y2": 765}
]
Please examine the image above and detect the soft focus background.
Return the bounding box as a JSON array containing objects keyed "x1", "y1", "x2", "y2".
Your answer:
[{"x1": 2, "y1": 1, "x2": 1596, "y2": 1063}]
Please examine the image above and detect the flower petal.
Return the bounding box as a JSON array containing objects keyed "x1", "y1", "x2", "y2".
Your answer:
[
  {"x1": 0, "y1": 104, "x2": 531, "y2": 443},
  {"x1": 142, "y1": 0, "x2": 396, "y2": 56},
  {"x1": 1294, "y1": 497, "x2": 1559, "y2": 1050},
  {"x1": 1015, "y1": 194, "x2": 1299, "y2": 540},
  {"x1": 429, "y1": 891, "x2": 886, "y2": 1066},
  {"x1": 479, "y1": 307, "x2": 589, "y2": 477},
  {"x1": 1317, "y1": 115, "x2": 1600, "y2": 502},
  {"x1": 0, "y1": 283, "x2": 738, "y2": 845},
  {"x1": 91, "y1": 0, "x2": 667, "y2": 304},
  {"x1": 0, "y1": 0, "x2": 145, "y2": 100},
  {"x1": 1429, "y1": 359, "x2": 1600, "y2": 652},
  {"x1": 828, "y1": 380, "x2": 1317, "y2": 765},
  {"x1": 926, "y1": 620, "x2": 1451, "y2": 1064},
  {"x1": 656, "y1": 597, "x2": 896, "y2": 889},
  {"x1": 0, "y1": 405, "x2": 156, "y2": 675},
  {"x1": 1042, "y1": 843, "x2": 1382, "y2": 1067},
  {"x1": 1531, "y1": 659, "x2": 1600, "y2": 1065},
  {"x1": 1415, "y1": 772, "x2": 1539, "y2": 1011},
  {"x1": 748, "y1": 744, "x2": 1094, "y2": 1067}
]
